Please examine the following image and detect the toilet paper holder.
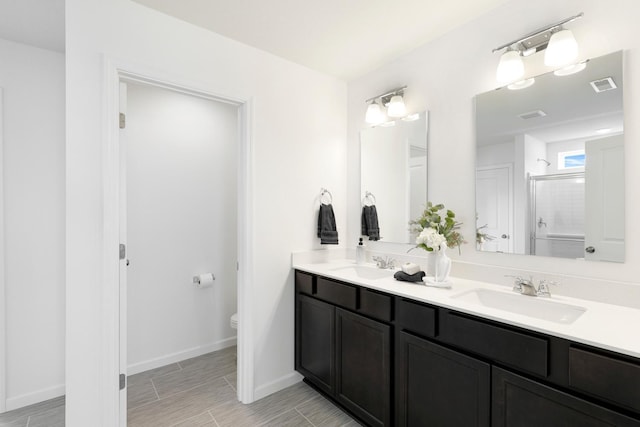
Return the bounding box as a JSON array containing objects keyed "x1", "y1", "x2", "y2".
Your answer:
[{"x1": 193, "y1": 273, "x2": 216, "y2": 284}]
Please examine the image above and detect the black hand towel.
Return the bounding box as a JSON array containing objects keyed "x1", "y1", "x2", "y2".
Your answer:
[
  {"x1": 317, "y1": 204, "x2": 339, "y2": 244},
  {"x1": 394, "y1": 270, "x2": 426, "y2": 283},
  {"x1": 361, "y1": 205, "x2": 380, "y2": 241}
]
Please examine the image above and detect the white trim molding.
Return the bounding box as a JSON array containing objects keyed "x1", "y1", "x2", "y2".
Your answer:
[
  {"x1": 101, "y1": 58, "x2": 255, "y2": 424},
  {"x1": 0, "y1": 88, "x2": 6, "y2": 413}
]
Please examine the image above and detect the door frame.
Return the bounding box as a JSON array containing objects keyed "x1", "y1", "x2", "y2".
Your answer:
[
  {"x1": 103, "y1": 59, "x2": 255, "y2": 424},
  {"x1": 0, "y1": 88, "x2": 6, "y2": 413}
]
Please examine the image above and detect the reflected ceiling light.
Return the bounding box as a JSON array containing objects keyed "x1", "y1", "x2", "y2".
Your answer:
[
  {"x1": 365, "y1": 101, "x2": 385, "y2": 125},
  {"x1": 496, "y1": 48, "x2": 525, "y2": 84},
  {"x1": 493, "y1": 12, "x2": 583, "y2": 86},
  {"x1": 554, "y1": 60, "x2": 588, "y2": 76},
  {"x1": 402, "y1": 113, "x2": 421, "y2": 122},
  {"x1": 364, "y1": 86, "x2": 407, "y2": 123},
  {"x1": 507, "y1": 78, "x2": 535, "y2": 90},
  {"x1": 595, "y1": 128, "x2": 612, "y2": 135}
]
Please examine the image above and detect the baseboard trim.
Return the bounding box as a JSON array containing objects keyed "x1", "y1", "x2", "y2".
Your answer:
[
  {"x1": 5, "y1": 384, "x2": 65, "y2": 412},
  {"x1": 253, "y1": 371, "x2": 303, "y2": 402},
  {"x1": 127, "y1": 336, "x2": 237, "y2": 376}
]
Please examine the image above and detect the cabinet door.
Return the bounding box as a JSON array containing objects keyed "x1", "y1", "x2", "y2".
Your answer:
[
  {"x1": 493, "y1": 366, "x2": 640, "y2": 427},
  {"x1": 296, "y1": 294, "x2": 335, "y2": 395},
  {"x1": 396, "y1": 331, "x2": 490, "y2": 427},
  {"x1": 336, "y1": 308, "x2": 391, "y2": 427}
]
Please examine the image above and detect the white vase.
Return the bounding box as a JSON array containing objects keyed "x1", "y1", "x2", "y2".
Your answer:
[{"x1": 434, "y1": 244, "x2": 451, "y2": 283}]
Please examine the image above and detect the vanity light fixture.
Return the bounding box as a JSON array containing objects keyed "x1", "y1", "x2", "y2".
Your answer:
[
  {"x1": 496, "y1": 48, "x2": 525, "y2": 84},
  {"x1": 386, "y1": 94, "x2": 406, "y2": 117},
  {"x1": 365, "y1": 100, "x2": 386, "y2": 125},
  {"x1": 493, "y1": 13, "x2": 583, "y2": 85},
  {"x1": 364, "y1": 86, "x2": 407, "y2": 123},
  {"x1": 544, "y1": 28, "x2": 579, "y2": 67}
]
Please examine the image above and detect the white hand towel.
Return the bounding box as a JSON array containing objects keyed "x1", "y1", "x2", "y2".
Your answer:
[{"x1": 401, "y1": 262, "x2": 421, "y2": 275}]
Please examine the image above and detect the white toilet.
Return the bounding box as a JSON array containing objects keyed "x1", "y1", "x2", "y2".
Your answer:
[{"x1": 230, "y1": 313, "x2": 238, "y2": 330}]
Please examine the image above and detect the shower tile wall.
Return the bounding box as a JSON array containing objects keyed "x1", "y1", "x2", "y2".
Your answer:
[{"x1": 534, "y1": 178, "x2": 585, "y2": 258}]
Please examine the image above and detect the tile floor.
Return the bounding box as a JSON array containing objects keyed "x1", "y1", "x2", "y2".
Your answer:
[{"x1": 0, "y1": 346, "x2": 360, "y2": 427}]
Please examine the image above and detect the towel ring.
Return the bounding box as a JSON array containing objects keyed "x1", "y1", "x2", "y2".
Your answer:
[
  {"x1": 362, "y1": 191, "x2": 376, "y2": 207},
  {"x1": 320, "y1": 188, "x2": 333, "y2": 205}
]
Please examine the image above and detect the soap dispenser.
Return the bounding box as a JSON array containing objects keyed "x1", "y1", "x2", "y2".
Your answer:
[{"x1": 356, "y1": 238, "x2": 366, "y2": 264}]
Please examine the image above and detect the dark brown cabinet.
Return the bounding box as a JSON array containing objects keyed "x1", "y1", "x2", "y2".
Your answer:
[
  {"x1": 295, "y1": 272, "x2": 392, "y2": 426},
  {"x1": 336, "y1": 308, "x2": 391, "y2": 427},
  {"x1": 295, "y1": 293, "x2": 335, "y2": 396},
  {"x1": 493, "y1": 366, "x2": 640, "y2": 427},
  {"x1": 396, "y1": 331, "x2": 490, "y2": 427},
  {"x1": 295, "y1": 270, "x2": 640, "y2": 427}
]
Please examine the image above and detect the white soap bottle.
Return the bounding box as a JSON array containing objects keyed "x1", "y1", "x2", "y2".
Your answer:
[{"x1": 356, "y1": 238, "x2": 366, "y2": 264}]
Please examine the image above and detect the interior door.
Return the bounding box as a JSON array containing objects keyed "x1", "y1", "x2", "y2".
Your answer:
[
  {"x1": 476, "y1": 165, "x2": 513, "y2": 253},
  {"x1": 118, "y1": 81, "x2": 128, "y2": 425},
  {"x1": 585, "y1": 134, "x2": 625, "y2": 262}
]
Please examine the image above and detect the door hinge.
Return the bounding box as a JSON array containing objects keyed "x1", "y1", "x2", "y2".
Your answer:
[
  {"x1": 119, "y1": 243, "x2": 126, "y2": 260},
  {"x1": 119, "y1": 373, "x2": 126, "y2": 390},
  {"x1": 119, "y1": 112, "x2": 126, "y2": 129}
]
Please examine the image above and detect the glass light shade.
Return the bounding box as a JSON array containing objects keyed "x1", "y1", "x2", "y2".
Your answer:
[
  {"x1": 496, "y1": 50, "x2": 524, "y2": 84},
  {"x1": 386, "y1": 95, "x2": 406, "y2": 117},
  {"x1": 544, "y1": 29, "x2": 578, "y2": 67},
  {"x1": 365, "y1": 102, "x2": 385, "y2": 124}
]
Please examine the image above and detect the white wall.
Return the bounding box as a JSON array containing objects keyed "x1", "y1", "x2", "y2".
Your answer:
[
  {"x1": 126, "y1": 83, "x2": 238, "y2": 373},
  {"x1": 0, "y1": 38, "x2": 65, "y2": 410},
  {"x1": 65, "y1": 0, "x2": 347, "y2": 424},
  {"x1": 348, "y1": 0, "x2": 640, "y2": 284}
]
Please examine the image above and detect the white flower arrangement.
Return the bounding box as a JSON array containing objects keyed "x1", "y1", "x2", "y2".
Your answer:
[{"x1": 415, "y1": 228, "x2": 447, "y2": 251}]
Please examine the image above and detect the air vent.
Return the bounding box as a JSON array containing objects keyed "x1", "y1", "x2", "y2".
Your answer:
[
  {"x1": 518, "y1": 110, "x2": 547, "y2": 120},
  {"x1": 590, "y1": 77, "x2": 617, "y2": 93}
]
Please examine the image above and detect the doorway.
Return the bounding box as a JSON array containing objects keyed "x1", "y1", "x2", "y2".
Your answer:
[
  {"x1": 112, "y1": 72, "x2": 253, "y2": 425},
  {"x1": 476, "y1": 164, "x2": 513, "y2": 253}
]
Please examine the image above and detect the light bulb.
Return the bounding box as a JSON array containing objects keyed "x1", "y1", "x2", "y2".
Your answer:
[
  {"x1": 496, "y1": 50, "x2": 524, "y2": 84},
  {"x1": 386, "y1": 95, "x2": 406, "y2": 118},
  {"x1": 365, "y1": 102, "x2": 385, "y2": 124},
  {"x1": 544, "y1": 29, "x2": 578, "y2": 67}
]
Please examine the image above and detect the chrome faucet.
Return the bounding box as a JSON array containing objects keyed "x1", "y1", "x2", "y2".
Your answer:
[
  {"x1": 372, "y1": 255, "x2": 396, "y2": 269},
  {"x1": 507, "y1": 275, "x2": 557, "y2": 297}
]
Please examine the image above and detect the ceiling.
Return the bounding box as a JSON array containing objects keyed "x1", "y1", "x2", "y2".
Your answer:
[
  {"x1": 0, "y1": 0, "x2": 512, "y2": 80},
  {"x1": 0, "y1": 0, "x2": 65, "y2": 52},
  {"x1": 476, "y1": 51, "x2": 624, "y2": 147},
  {"x1": 131, "y1": 0, "x2": 511, "y2": 80}
]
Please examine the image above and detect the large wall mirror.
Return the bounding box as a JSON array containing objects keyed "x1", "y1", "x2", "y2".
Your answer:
[
  {"x1": 361, "y1": 111, "x2": 428, "y2": 243},
  {"x1": 475, "y1": 50, "x2": 624, "y2": 262}
]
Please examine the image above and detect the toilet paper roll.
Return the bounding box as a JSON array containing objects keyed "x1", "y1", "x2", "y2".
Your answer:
[{"x1": 195, "y1": 273, "x2": 215, "y2": 289}]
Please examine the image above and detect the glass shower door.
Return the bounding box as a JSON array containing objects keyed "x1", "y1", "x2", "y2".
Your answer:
[{"x1": 529, "y1": 173, "x2": 585, "y2": 259}]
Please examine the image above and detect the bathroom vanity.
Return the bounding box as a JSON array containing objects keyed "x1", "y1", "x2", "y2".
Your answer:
[{"x1": 293, "y1": 261, "x2": 640, "y2": 427}]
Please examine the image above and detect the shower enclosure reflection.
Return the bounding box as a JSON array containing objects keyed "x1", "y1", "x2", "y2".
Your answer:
[{"x1": 530, "y1": 173, "x2": 585, "y2": 258}]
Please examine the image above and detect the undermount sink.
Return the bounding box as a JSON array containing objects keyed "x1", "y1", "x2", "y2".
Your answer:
[
  {"x1": 452, "y1": 288, "x2": 586, "y2": 324},
  {"x1": 330, "y1": 265, "x2": 394, "y2": 280}
]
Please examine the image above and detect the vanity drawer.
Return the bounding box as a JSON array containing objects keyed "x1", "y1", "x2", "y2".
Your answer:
[
  {"x1": 295, "y1": 271, "x2": 314, "y2": 295},
  {"x1": 569, "y1": 346, "x2": 640, "y2": 414},
  {"x1": 316, "y1": 277, "x2": 357, "y2": 310},
  {"x1": 441, "y1": 311, "x2": 549, "y2": 377},
  {"x1": 359, "y1": 288, "x2": 392, "y2": 322},
  {"x1": 395, "y1": 298, "x2": 436, "y2": 338}
]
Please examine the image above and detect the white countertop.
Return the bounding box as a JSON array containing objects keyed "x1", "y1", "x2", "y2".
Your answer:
[{"x1": 293, "y1": 259, "x2": 640, "y2": 359}]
